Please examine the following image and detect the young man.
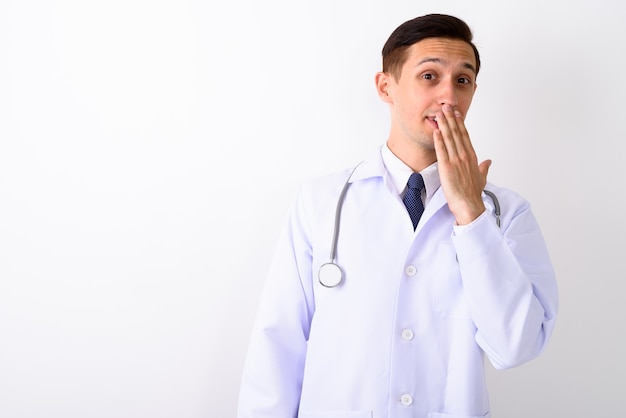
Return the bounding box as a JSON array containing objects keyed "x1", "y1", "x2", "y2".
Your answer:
[{"x1": 238, "y1": 14, "x2": 559, "y2": 418}]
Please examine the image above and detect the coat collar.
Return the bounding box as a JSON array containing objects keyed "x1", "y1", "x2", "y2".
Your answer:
[{"x1": 347, "y1": 146, "x2": 450, "y2": 221}]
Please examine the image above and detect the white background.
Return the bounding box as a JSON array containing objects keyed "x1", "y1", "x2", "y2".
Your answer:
[{"x1": 1, "y1": 0, "x2": 624, "y2": 417}]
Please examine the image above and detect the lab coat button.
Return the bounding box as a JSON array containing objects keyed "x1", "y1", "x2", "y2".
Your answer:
[
  {"x1": 401, "y1": 329, "x2": 414, "y2": 340},
  {"x1": 405, "y1": 265, "x2": 417, "y2": 276},
  {"x1": 400, "y1": 394, "x2": 413, "y2": 406}
]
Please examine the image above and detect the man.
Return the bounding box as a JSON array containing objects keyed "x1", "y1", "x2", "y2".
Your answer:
[{"x1": 238, "y1": 13, "x2": 559, "y2": 418}]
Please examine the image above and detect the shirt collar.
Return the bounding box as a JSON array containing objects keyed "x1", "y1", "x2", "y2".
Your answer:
[{"x1": 381, "y1": 143, "x2": 441, "y2": 204}]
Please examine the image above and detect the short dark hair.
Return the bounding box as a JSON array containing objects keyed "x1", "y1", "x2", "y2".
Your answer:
[{"x1": 382, "y1": 14, "x2": 481, "y2": 80}]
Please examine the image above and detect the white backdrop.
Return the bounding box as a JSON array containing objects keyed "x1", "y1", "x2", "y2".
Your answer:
[{"x1": 1, "y1": 0, "x2": 625, "y2": 417}]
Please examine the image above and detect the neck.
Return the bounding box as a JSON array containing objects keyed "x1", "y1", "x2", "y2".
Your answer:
[{"x1": 386, "y1": 139, "x2": 436, "y2": 172}]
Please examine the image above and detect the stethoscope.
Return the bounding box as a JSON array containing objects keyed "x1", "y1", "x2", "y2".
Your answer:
[{"x1": 318, "y1": 164, "x2": 501, "y2": 288}]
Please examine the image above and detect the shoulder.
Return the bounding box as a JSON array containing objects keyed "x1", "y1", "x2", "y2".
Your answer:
[
  {"x1": 298, "y1": 166, "x2": 357, "y2": 204},
  {"x1": 298, "y1": 148, "x2": 384, "y2": 199}
]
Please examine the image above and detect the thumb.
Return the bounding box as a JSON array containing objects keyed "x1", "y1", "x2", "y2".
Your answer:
[{"x1": 479, "y1": 159, "x2": 492, "y2": 178}]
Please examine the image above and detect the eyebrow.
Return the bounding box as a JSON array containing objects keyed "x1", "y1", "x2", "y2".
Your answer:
[{"x1": 417, "y1": 57, "x2": 477, "y2": 74}]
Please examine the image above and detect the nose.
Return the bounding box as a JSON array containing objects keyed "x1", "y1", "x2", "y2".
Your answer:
[{"x1": 437, "y1": 80, "x2": 458, "y2": 107}]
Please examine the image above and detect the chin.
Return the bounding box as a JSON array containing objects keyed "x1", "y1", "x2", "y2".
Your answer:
[{"x1": 414, "y1": 134, "x2": 435, "y2": 150}]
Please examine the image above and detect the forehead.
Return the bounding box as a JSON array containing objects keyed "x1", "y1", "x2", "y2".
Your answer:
[{"x1": 404, "y1": 38, "x2": 477, "y2": 73}]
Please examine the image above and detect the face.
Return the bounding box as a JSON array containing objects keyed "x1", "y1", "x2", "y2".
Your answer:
[{"x1": 377, "y1": 38, "x2": 478, "y2": 154}]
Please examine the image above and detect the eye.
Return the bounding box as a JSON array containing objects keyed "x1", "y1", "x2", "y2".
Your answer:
[
  {"x1": 458, "y1": 77, "x2": 473, "y2": 85},
  {"x1": 422, "y1": 73, "x2": 436, "y2": 80}
]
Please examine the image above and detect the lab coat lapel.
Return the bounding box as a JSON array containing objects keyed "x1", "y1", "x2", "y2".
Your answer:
[{"x1": 416, "y1": 187, "x2": 449, "y2": 233}]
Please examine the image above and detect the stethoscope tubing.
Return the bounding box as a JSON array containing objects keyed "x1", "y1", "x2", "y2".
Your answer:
[{"x1": 328, "y1": 163, "x2": 362, "y2": 263}]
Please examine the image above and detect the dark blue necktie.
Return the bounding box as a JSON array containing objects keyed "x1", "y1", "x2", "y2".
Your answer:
[{"x1": 403, "y1": 172, "x2": 425, "y2": 230}]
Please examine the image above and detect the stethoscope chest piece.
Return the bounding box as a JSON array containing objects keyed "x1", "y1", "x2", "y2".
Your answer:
[{"x1": 318, "y1": 262, "x2": 344, "y2": 288}]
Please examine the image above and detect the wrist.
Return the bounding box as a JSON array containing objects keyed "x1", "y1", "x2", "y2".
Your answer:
[{"x1": 452, "y1": 203, "x2": 486, "y2": 226}]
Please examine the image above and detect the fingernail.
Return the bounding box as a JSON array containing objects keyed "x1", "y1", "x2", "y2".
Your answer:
[
  {"x1": 454, "y1": 110, "x2": 462, "y2": 117},
  {"x1": 443, "y1": 104, "x2": 451, "y2": 111}
]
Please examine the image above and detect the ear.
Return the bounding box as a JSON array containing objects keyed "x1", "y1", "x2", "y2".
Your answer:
[{"x1": 375, "y1": 72, "x2": 393, "y2": 104}]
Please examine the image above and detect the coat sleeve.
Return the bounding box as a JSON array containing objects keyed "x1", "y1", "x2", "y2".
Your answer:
[
  {"x1": 452, "y1": 191, "x2": 559, "y2": 370},
  {"x1": 237, "y1": 188, "x2": 315, "y2": 418}
]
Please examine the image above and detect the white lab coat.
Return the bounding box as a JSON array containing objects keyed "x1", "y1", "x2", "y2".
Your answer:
[{"x1": 238, "y1": 147, "x2": 559, "y2": 418}]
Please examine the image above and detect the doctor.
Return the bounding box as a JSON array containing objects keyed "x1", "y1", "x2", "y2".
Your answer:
[{"x1": 238, "y1": 13, "x2": 558, "y2": 418}]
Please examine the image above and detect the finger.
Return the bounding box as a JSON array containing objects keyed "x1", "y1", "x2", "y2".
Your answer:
[
  {"x1": 433, "y1": 128, "x2": 449, "y2": 162},
  {"x1": 452, "y1": 109, "x2": 476, "y2": 157},
  {"x1": 445, "y1": 108, "x2": 482, "y2": 169},
  {"x1": 442, "y1": 105, "x2": 462, "y2": 137},
  {"x1": 452, "y1": 110, "x2": 468, "y2": 139},
  {"x1": 436, "y1": 108, "x2": 459, "y2": 158}
]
